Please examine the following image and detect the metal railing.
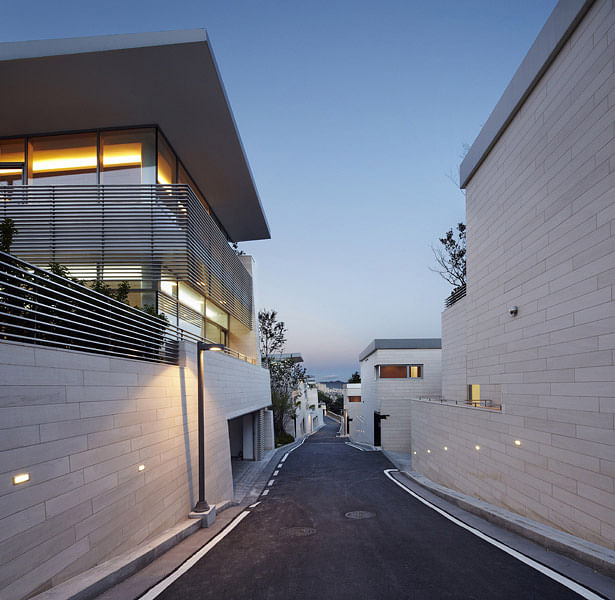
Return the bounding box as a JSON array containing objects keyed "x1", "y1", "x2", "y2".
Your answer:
[
  {"x1": 417, "y1": 396, "x2": 502, "y2": 411},
  {"x1": 0, "y1": 252, "x2": 258, "y2": 366},
  {"x1": 444, "y1": 283, "x2": 466, "y2": 308},
  {"x1": 0, "y1": 184, "x2": 253, "y2": 329}
]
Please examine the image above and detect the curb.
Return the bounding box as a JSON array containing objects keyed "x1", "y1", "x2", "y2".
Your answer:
[{"x1": 398, "y1": 470, "x2": 615, "y2": 579}]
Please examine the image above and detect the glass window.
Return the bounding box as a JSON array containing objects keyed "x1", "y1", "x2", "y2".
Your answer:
[
  {"x1": 206, "y1": 299, "x2": 229, "y2": 329},
  {"x1": 379, "y1": 365, "x2": 408, "y2": 378},
  {"x1": 157, "y1": 132, "x2": 176, "y2": 185},
  {"x1": 178, "y1": 162, "x2": 211, "y2": 213},
  {"x1": 468, "y1": 384, "x2": 481, "y2": 406},
  {"x1": 178, "y1": 282, "x2": 204, "y2": 315},
  {"x1": 206, "y1": 321, "x2": 227, "y2": 345},
  {"x1": 28, "y1": 133, "x2": 97, "y2": 185},
  {"x1": 410, "y1": 365, "x2": 422, "y2": 378},
  {"x1": 100, "y1": 129, "x2": 155, "y2": 184},
  {"x1": 0, "y1": 139, "x2": 25, "y2": 186},
  {"x1": 348, "y1": 396, "x2": 361, "y2": 403},
  {"x1": 160, "y1": 280, "x2": 178, "y2": 298}
]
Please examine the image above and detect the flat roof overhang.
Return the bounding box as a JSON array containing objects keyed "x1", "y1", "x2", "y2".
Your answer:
[{"x1": 0, "y1": 30, "x2": 270, "y2": 242}]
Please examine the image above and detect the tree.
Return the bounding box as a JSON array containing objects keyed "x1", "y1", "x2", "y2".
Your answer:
[
  {"x1": 348, "y1": 371, "x2": 361, "y2": 383},
  {"x1": 0, "y1": 218, "x2": 18, "y2": 253},
  {"x1": 258, "y1": 309, "x2": 286, "y2": 367},
  {"x1": 430, "y1": 222, "x2": 466, "y2": 289}
]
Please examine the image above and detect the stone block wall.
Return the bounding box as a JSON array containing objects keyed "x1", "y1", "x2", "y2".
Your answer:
[{"x1": 0, "y1": 340, "x2": 271, "y2": 599}]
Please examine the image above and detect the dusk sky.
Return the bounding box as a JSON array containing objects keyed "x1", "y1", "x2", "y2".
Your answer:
[{"x1": 1, "y1": 1, "x2": 558, "y2": 380}]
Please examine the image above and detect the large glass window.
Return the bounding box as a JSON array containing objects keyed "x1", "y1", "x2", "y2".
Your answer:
[
  {"x1": 28, "y1": 133, "x2": 97, "y2": 185},
  {"x1": 178, "y1": 282, "x2": 204, "y2": 315},
  {"x1": 100, "y1": 129, "x2": 155, "y2": 184},
  {"x1": 206, "y1": 300, "x2": 229, "y2": 330},
  {"x1": 157, "y1": 132, "x2": 176, "y2": 185},
  {"x1": 378, "y1": 364, "x2": 423, "y2": 379},
  {"x1": 178, "y1": 162, "x2": 211, "y2": 214},
  {"x1": 0, "y1": 138, "x2": 25, "y2": 186},
  {"x1": 206, "y1": 321, "x2": 227, "y2": 345}
]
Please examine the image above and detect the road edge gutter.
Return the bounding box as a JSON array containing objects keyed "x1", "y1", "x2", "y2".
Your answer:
[{"x1": 397, "y1": 469, "x2": 615, "y2": 579}]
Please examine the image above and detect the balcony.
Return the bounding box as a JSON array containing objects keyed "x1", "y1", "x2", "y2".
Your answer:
[{"x1": 0, "y1": 184, "x2": 253, "y2": 329}]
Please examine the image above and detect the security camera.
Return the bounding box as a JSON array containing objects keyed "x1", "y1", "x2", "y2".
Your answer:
[{"x1": 509, "y1": 306, "x2": 518, "y2": 316}]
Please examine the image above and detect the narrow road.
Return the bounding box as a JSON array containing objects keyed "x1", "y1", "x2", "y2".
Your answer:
[{"x1": 148, "y1": 419, "x2": 601, "y2": 599}]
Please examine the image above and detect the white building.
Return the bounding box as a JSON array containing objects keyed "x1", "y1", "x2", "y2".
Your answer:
[
  {"x1": 343, "y1": 383, "x2": 362, "y2": 437},
  {"x1": 413, "y1": 0, "x2": 615, "y2": 551},
  {"x1": 352, "y1": 339, "x2": 441, "y2": 451}
]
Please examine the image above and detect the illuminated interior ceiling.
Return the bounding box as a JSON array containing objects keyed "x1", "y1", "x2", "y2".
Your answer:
[{"x1": 0, "y1": 30, "x2": 270, "y2": 242}]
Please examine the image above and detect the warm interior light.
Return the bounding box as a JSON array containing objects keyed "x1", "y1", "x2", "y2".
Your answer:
[
  {"x1": 0, "y1": 169, "x2": 22, "y2": 175},
  {"x1": 13, "y1": 473, "x2": 30, "y2": 485},
  {"x1": 475, "y1": 445, "x2": 481, "y2": 451},
  {"x1": 103, "y1": 143, "x2": 142, "y2": 167},
  {"x1": 32, "y1": 147, "x2": 142, "y2": 174},
  {"x1": 514, "y1": 439, "x2": 522, "y2": 446},
  {"x1": 138, "y1": 464, "x2": 145, "y2": 472}
]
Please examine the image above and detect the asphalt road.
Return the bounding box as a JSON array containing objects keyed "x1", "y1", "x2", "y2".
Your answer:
[{"x1": 150, "y1": 419, "x2": 597, "y2": 600}]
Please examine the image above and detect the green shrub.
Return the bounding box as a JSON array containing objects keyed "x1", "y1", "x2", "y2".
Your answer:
[{"x1": 275, "y1": 431, "x2": 294, "y2": 447}]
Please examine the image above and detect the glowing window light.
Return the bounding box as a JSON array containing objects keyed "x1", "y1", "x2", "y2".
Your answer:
[
  {"x1": 13, "y1": 473, "x2": 30, "y2": 485},
  {"x1": 32, "y1": 151, "x2": 142, "y2": 174},
  {"x1": 0, "y1": 168, "x2": 22, "y2": 175}
]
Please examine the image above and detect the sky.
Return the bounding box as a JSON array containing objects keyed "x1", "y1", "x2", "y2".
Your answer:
[{"x1": 1, "y1": 0, "x2": 558, "y2": 380}]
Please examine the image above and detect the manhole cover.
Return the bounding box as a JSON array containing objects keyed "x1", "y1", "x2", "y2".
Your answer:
[
  {"x1": 280, "y1": 527, "x2": 317, "y2": 537},
  {"x1": 345, "y1": 511, "x2": 375, "y2": 520}
]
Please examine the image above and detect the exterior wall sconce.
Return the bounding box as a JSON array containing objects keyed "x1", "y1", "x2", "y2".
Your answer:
[
  {"x1": 427, "y1": 449, "x2": 431, "y2": 454},
  {"x1": 475, "y1": 445, "x2": 481, "y2": 451},
  {"x1": 413, "y1": 451, "x2": 417, "y2": 455},
  {"x1": 509, "y1": 306, "x2": 518, "y2": 316},
  {"x1": 443, "y1": 446, "x2": 448, "y2": 451},
  {"x1": 138, "y1": 464, "x2": 146, "y2": 472},
  {"x1": 202, "y1": 343, "x2": 225, "y2": 352},
  {"x1": 514, "y1": 439, "x2": 522, "y2": 447},
  {"x1": 13, "y1": 473, "x2": 30, "y2": 485}
]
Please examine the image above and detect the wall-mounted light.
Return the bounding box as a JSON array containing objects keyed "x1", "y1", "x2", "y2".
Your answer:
[
  {"x1": 13, "y1": 473, "x2": 30, "y2": 485},
  {"x1": 514, "y1": 439, "x2": 522, "y2": 447},
  {"x1": 475, "y1": 445, "x2": 481, "y2": 451},
  {"x1": 138, "y1": 464, "x2": 146, "y2": 472},
  {"x1": 413, "y1": 451, "x2": 417, "y2": 455},
  {"x1": 427, "y1": 449, "x2": 431, "y2": 454},
  {"x1": 202, "y1": 343, "x2": 225, "y2": 352},
  {"x1": 443, "y1": 446, "x2": 448, "y2": 451}
]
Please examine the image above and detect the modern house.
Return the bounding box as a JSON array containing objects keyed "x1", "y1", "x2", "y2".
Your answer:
[
  {"x1": 353, "y1": 339, "x2": 441, "y2": 451},
  {"x1": 412, "y1": 0, "x2": 615, "y2": 551},
  {"x1": 342, "y1": 382, "x2": 362, "y2": 437},
  {"x1": 0, "y1": 31, "x2": 273, "y2": 599}
]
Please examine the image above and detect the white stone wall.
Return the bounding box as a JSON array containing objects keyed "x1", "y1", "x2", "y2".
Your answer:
[
  {"x1": 202, "y1": 350, "x2": 271, "y2": 504},
  {"x1": 0, "y1": 340, "x2": 271, "y2": 599},
  {"x1": 442, "y1": 298, "x2": 467, "y2": 401},
  {"x1": 343, "y1": 383, "x2": 362, "y2": 438},
  {"x1": 419, "y1": 0, "x2": 615, "y2": 550},
  {"x1": 359, "y1": 348, "x2": 442, "y2": 450}
]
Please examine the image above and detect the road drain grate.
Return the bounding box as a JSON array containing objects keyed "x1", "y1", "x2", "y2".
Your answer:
[
  {"x1": 345, "y1": 511, "x2": 375, "y2": 520},
  {"x1": 280, "y1": 527, "x2": 317, "y2": 537}
]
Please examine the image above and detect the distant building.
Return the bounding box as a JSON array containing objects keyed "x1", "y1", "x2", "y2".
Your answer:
[
  {"x1": 342, "y1": 382, "x2": 362, "y2": 437},
  {"x1": 353, "y1": 339, "x2": 442, "y2": 451}
]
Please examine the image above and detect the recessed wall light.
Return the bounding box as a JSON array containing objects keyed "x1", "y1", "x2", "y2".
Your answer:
[
  {"x1": 475, "y1": 445, "x2": 481, "y2": 451},
  {"x1": 13, "y1": 473, "x2": 30, "y2": 485},
  {"x1": 427, "y1": 449, "x2": 431, "y2": 454},
  {"x1": 138, "y1": 464, "x2": 146, "y2": 472},
  {"x1": 413, "y1": 451, "x2": 417, "y2": 455},
  {"x1": 514, "y1": 439, "x2": 522, "y2": 447},
  {"x1": 444, "y1": 446, "x2": 448, "y2": 451}
]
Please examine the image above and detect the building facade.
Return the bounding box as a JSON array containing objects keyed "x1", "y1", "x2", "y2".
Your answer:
[
  {"x1": 413, "y1": 0, "x2": 615, "y2": 550},
  {"x1": 0, "y1": 31, "x2": 273, "y2": 598},
  {"x1": 354, "y1": 339, "x2": 441, "y2": 451}
]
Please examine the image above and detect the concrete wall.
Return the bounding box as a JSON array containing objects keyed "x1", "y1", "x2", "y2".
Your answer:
[
  {"x1": 419, "y1": 0, "x2": 615, "y2": 550},
  {"x1": 442, "y1": 298, "x2": 467, "y2": 401},
  {"x1": 0, "y1": 340, "x2": 271, "y2": 599},
  {"x1": 358, "y1": 348, "x2": 442, "y2": 450}
]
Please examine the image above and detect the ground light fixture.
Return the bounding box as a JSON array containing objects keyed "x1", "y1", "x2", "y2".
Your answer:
[{"x1": 12, "y1": 473, "x2": 30, "y2": 485}]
